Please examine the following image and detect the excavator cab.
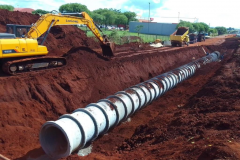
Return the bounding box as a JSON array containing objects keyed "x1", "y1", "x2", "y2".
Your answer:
[
  {"x1": 6, "y1": 24, "x2": 31, "y2": 37},
  {"x1": 0, "y1": 24, "x2": 31, "y2": 39}
]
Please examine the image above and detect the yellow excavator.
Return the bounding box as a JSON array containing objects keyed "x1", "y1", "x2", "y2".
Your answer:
[{"x1": 0, "y1": 12, "x2": 115, "y2": 75}]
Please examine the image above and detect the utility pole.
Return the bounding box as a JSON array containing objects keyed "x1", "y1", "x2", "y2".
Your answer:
[
  {"x1": 178, "y1": 12, "x2": 180, "y2": 22},
  {"x1": 148, "y1": 2, "x2": 150, "y2": 34}
]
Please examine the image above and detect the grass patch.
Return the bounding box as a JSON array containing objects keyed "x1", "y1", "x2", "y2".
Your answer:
[{"x1": 79, "y1": 27, "x2": 170, "y2": 44}]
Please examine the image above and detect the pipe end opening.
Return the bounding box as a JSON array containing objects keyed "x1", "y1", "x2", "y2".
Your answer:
[{"x1": 40, "y1": 122, "x2": 70, "y2": 159}]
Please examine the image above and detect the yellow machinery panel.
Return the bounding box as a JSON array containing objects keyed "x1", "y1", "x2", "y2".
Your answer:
[
  {"x1": 25, "y1": 39, "x2": 38, "y2": 52},
  {"x1": 0, "y1": 39, "x2": 48, "y2": 58},
  {"x1": 0, "y1": 42, "x2": 1, "y2": 58},
  {"x1": 0, "y1": 39, "x2": 19, "y2": 51},
  {"x1": 37, "y1": 45, "x2": 48, "y2": 52},
  {"x1": 18, "y1": 39, "x2": 27, "y2": 52},
  {"x1": 170, "y1": 30, "x2": 189, "y2": 42}
]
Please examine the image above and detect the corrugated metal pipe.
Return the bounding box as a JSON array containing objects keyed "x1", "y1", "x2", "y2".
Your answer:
[{"x1": 40, "y1": 51, "x2": 221, "y2": 159}]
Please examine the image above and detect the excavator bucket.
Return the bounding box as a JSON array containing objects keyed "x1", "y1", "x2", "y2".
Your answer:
[{"x1": 101, "y1": 42, "x2": 115, "y2": 57}]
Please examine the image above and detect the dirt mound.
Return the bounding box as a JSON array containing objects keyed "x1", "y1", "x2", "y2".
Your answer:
[
  {"x1": 0, "y1": 9, "x2": 39, "y2": 32},
  {"x1": 176, "y1": 27, "x2": 188, "y2": 35},
  {"x1": 46, "y1": 26, "x2": 101, "y2": 56}
]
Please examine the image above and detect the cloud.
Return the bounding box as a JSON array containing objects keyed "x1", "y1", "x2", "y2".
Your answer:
[
  {"x1": 121, "y1": 0, "x2": 165, "y2": 19},
  {"x1": 0, "y1": 0, "x2": 65, "y2": 11},
  {"x1": 62, "y1": 0, "x2": 128, "y2": 11},
  {"x1": 149, "y1": 0, "x2": 240, "y2": 28},
  {"x1": 122, "y1": 0, "x2": 163, "y2": 10},
  {"x1": 0, "y1": 0, "x2": 239, "y2": 28}
]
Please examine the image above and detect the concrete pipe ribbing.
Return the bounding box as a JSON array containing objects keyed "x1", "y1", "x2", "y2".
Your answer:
[{"x1": 40, "y1": 51, "x2": 221, "y2": 159}]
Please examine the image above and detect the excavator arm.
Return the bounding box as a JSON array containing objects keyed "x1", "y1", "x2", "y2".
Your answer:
[
  {"x1": 27, "y1": 12, "x2": 103, "y2": 41},
  {"x1": 26, "y1": 12, "x2": 115, "y2": 56}
]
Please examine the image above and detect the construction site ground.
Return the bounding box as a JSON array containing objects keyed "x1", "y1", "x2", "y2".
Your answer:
[{"x1": 0, "y1": 10, "x2": 240, "y2": 160}]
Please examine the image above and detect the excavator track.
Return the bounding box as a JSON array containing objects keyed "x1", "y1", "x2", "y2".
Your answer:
[{"x1": 2, "y1": 56, "x2": 66, "y2": 75}]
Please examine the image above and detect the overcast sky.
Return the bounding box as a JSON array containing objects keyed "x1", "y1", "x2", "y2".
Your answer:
[{"x1": 0, "y1": 0, "x2": 239, "y2": 28}]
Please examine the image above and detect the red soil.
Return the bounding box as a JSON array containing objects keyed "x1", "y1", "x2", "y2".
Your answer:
[{"x1": 0, "y1": 9, "x2": 239, "y2": 160}]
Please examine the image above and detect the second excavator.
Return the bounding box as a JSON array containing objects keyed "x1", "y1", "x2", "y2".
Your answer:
[{"x1": 0, "y1": 11, "x2": 115, "y2": 75}]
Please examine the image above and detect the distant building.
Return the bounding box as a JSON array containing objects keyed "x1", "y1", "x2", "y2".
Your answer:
[
  {"x1": 138, "y1": 19, "x2": 150, "y2": 23},
  {"x1": 129, "y1": 21, "x2": 178, "y2": 36},
  {"x1": 14, "y1": 8, "x2": 34, "y2": 13},
  {"x1": 138, "y1": 18, "x2": 155, "y2": 23}
]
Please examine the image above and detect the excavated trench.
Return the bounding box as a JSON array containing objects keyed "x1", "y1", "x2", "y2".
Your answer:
[
  {"x1": 0, "y1": 38, "x2": 238, "y2": 160},
  {"x1": 0, "y1": 10, "x2": 239, "y2": 160},
  {"x1": 0, "y1": 43, "x2": 210, "y2": 159}
]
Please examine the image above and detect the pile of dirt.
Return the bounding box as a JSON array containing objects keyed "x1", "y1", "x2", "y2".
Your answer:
[
  {"x1": 175, "y1": 27, "x2": 188, "y2": 35},
  {"x1": 0, "y1": 9, "x2": 39, "y2": 32},
  {"x1": 46, "y1": 26, "x2": 101, "y2": 56}
]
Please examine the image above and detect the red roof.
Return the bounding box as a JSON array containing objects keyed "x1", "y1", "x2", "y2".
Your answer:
[
  {"x1": 138, "y1": 19, "x2": 150, "y2": 22},
  {"x1": 14, "y1": 8, "x2": 34, "y2": 13}
]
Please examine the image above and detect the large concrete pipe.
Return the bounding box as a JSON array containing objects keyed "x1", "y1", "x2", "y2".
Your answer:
[{"x1": 40, "y1": 51, "x2": 221, "y2": 159}]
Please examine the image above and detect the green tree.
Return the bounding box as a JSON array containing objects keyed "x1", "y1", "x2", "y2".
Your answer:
[
  {"x1": 59, "y1": 3, "x2": 91, "y2": 16},
  {"x1": 215, "y1": 26, "x2": 227, "y2": 35},
  {"x1": 109, "y1": 8, "x2": 121, "y2": 13},
  {"x1": 208, "y1": 28, "x2": 218, "y2": 36},
  {"x1": 192, "y1": 23, "x2": 199, "y2": 32},
  {"x1": 135, "y1": 25, "x2": 143, "y2": 36},
  {"x1": 0, "y1": 5, "x2": 14, "y2": 11},
  {"x1": 103, "y1": 10, "x2": 116, "y2": 25},
  {"x1": 177, "y1": 20, "x2": 194, "y2": 33},
  {"x1": 197, "y1": 23, "x2": 205, "y2": 33},
  {"x1": 124, "y1": 11, "x2": 137, "y2": 24},
  {"x1": 198, "y1": 22, "x2": 209, "y2": 33},
  {"x1": 227, "y1": 27, "x2": 234, "y2": 31},
  {"x1": 229, "y1": 30, "x2": 238, "y2": 34},
  {"x1": 115, "y1": 14, "x2": 128, "y2": 25},
  {"x1": 92, "y1": 13, "x2": 105, "y2": 24},
  {"x1": 92, "y1": 8, "x2": 137, "y2": 26},
  {"x1": 177, "y1": 21, "x2": 209, "y2": 33},
  {"x1": 93, "y1": 9, "x2": 116, "y2": 26},
  {"x1": 32, "y1": 9, "x2": 49, "y2": 15}
]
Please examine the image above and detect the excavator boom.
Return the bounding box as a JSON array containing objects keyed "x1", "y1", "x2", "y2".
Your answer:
[{"x1": 26, "y1": 12, "x2": 115, "y2": 56}]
